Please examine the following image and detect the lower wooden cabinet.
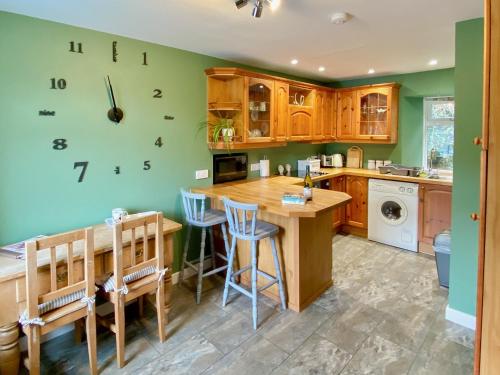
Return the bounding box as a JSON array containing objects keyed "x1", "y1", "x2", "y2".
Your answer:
[
  {"x1": 345, "y1": 176, "x2": 369, "y2": 230},
  {"x1": 418, "y1": 184, "x2": 452, "y2": 255},
  {"x1": 330, "y1": 176, "x2": 346, "y2": 230}
]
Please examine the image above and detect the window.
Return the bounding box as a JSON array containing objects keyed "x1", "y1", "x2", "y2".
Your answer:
[{"x1": 423, "y1": 97, "x2": 455, "y2": 174}]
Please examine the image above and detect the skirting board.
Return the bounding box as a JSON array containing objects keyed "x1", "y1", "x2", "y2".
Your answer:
[
  {"x1": 19, "y1": 259, "x2": 212, "y2": 350},
  {"x1": 445, "y1": 304, "x2": 476, "y2": 331}
]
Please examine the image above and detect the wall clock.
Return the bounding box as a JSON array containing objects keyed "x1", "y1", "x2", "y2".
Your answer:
[{"x1": 42, "y1": 40, "x2": 175, "y2": 183}]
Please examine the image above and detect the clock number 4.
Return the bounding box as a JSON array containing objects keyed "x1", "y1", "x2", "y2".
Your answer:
[
  {"x1": 74, "y1": 161, "x2": 88, "y2": 183},
  {"x1": 153, "y1": 89, "x2": 162, "y2": 98},
  {"x1": 143, "y1": 160, "x2": 151, "y2": 171},
  {"x1": 155, "y1": 137, "x2": 163, "y2": 147},
  {"x1": 69, "y1": 41, "x2": 83, "y2": 53},
  {"x1": 50, "y1": 78, "x2": 67, "y2": 90}
]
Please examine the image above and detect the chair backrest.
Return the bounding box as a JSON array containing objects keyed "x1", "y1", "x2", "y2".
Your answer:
[
  {"x1": 25, "y1": 227, "x2": 95, "y2": 320},
  {"x1": 222, "y1": 197, "x2": 258, "y2": 239},
  {"x1": 112, "y1": 212, "x2": 164, "y2": 291},
  {"x1": 181, "y1": 189, "x2": 207, "y2": 224}
]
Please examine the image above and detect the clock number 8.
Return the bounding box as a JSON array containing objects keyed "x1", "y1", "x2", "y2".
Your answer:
[{"x1": 52, "y1": 139, "x2": 68, "y2": 150}]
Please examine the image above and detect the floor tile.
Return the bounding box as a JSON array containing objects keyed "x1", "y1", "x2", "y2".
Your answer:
[{"x1": 408, "y1": 353, "x2": 473, "y2": 375}]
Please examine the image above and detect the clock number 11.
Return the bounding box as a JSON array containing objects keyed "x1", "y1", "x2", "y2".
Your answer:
[{"x1": 69, "y1": 41, "x2": 83, "y2": 53}]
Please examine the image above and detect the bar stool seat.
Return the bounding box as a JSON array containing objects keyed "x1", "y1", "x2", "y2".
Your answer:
[
  {"x1": 187, "y1": 209, "x2": 227, "y2": 227},
  {"x1": 235, "y1": 220, "x2": 279, "y2": 240}
]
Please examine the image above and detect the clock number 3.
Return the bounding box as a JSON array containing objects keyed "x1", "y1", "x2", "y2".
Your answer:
[
  {"x1": 69, "y1": 41, "x2": 83, "y2": 53},
  {"x1": 73, "y1": 161, "x2": 88, "y2": 183}
]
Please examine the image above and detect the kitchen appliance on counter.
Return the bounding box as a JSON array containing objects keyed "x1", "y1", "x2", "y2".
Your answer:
[
  {"x1": 321, "y1": 154, "x2": 344, "y2": 168},
  {"x1": 378, "y1": 164, "x2": 421, "y2": 177},
  {"x1": 213, "y1": 153, "x2": 247, "y2": 184},
  {"x1": 298, "y1": 159, "x2": 321, "y2": 172}
]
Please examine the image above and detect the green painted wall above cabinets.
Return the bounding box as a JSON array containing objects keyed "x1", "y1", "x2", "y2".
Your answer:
[
  {"x1": 326, "y1": 68, "x2": 455, "y2": 168},
  {"x1": 448, "y1": 18, "x2": 484, "y2": 317},
  {"x1": 0, "y1": 11, "x2": 324, "y2": 271}
]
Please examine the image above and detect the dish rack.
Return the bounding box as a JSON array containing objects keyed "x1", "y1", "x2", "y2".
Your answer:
[{"x1": 378, "y1": 164, "x2": 421, "y2": 177}]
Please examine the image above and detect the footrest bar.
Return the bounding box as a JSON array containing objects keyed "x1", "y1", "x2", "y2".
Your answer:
[
  {"x1": 216, "y1": 253, "x2": 228, "y2": 261},
  {"x1": 203, "y1": 265, "x2": 228, "y2": 277},
  {"x1": 232, "y1": 265, "x2": 252, "y2": 277},
  {"x1": 257, "y1": 270, "x2": 275, "y2": 281},
  {"x1": 228, "y1": 281, "x2": 253, "y2": 298},
  {"x1": 259, "y1": 279, "x2": 277, "y2": 292},
  {"x1": 184, "y1": 261, "x2": 199, "y2": 271}
]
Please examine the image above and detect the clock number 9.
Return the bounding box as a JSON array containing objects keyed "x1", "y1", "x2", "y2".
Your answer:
[
  {"x1": 52, "y1": 139, "x2": 68, "y2": 150},
  {"x1": 143, "y1": 160, "x2": 151, "y2": 171},
  {"x1": 73, "y1": 161, "x2": 88, "y2": 183},
  {"x1": 50, "y1": 78, "x2": 67, "y2": 90}
]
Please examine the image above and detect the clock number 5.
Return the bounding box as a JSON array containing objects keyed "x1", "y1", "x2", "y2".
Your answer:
[
  {"x1": 73, "y1": 161, "x2": 89, "y2": 183},
  {"x1": 143, "y1": 160, "x2": 151, "y2": 171}
]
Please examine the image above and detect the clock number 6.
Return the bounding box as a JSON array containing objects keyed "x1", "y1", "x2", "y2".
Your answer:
[
  {"x1": 143, "y1": 160, "x2": 151, "y2": 171},
  {"x1": 74, "y1": 161, "x2": 88, "y2": 183}
]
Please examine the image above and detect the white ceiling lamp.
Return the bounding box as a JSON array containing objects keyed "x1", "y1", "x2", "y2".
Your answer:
[
  {"x1": 330, "y1": 12, "x2": 351, "y2": 25},
  {"x1": 290, "y1": 59, "x2": 299, "y2": 65},
  {"x1": 368, "y1": 68, "x2": 375, "y2": 74},
  {"x1": 235, "y1": 0, "x2": 281, "y2": 18},
  {"x1": 428, "y1": 59, "x2": 438, "y2": 66},
  {"x1": 318, "y1": 66, "x2": 326, "y2": 72}
]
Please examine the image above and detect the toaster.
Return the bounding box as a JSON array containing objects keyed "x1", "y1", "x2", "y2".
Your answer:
[{"x1": 297, "y1": 159, "x2": 321, "y2": 172}]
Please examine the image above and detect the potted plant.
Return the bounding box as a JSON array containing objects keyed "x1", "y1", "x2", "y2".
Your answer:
[{"x1": 199, "y1": 114, "x2": 235, "y2": 151}]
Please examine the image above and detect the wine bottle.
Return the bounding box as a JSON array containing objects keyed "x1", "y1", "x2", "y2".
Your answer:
[{"x1": 303, "y1": 165, "x2": 313, "y2": 201}]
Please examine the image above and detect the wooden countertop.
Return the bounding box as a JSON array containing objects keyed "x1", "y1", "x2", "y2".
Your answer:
[
  {"x1": 0, "y1": 218, "x2": 182, "y2": 283},
  {"x1": 312, "y1": 168, "x2": 453, "y2": 186},
  {"x1": 193, "y1": 178, "x2": 352, "y2": 218}
]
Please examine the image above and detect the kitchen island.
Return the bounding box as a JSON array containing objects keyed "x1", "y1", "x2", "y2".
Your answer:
[{"x1": 193, "y1": 177, "x2": 351, "y2": 312}]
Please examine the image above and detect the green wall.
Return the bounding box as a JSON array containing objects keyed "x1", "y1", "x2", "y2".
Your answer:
[
  {"x1": 0, "y1": 11, "x2": 324, "y2": 271},
  {"x1": 326, "y1": 69, "x2": 455, "y2": 167},
  {"x1": 448, "y1": 18, "x2": 484, "y2": 317}
]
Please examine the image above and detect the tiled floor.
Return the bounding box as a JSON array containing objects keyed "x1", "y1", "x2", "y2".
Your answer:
[{"x1": 33, "y1": 234, "x2": 475, "y2": 374}]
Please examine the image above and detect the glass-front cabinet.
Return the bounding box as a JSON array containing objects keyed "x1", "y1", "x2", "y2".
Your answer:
[
  {"x1": 246, "y1": 77, "x2": 274, "y2": 143},
  {"x1": 356, "y1": 87, "x2": 394, "y2": 141}
]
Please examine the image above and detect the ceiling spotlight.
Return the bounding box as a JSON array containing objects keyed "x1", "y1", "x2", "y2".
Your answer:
[
  {"x1": 235, "y1": 0, "x2": 249, "y2": 9},
  {"x1": 368, "y1": 68, "x2": 375, "y2": 74},
  {"x1": 252, "y1": 0, "x2": 264, "y2": 17},
  {"x1": 291, "y1": 59, "x2": 299, "y2": 65},
  {"x1": 318, "y1": 66, "x2": 326, "y2": 72},
  {"x1": 330, "y1": 12, "x2": 351, "y2": 25},
  {"x1": 269, "y1": 0, "x2": 281, "y2": 11},
  {"x1": 428, "y1": 59, "x2": 438, "y2": 66}
]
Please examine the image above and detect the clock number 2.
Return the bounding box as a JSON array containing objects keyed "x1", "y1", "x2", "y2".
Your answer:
[
  {"x1": 153, "y1": 89, "x2": 162, "y2": 98},
  {"x1": 73, "y1": 161, "x2": 88, "y2": 183},
  {"x1": 50, "y1": 78, "x2": 67, "y2": 90},
  {"x1": 143, "y1": 160, "x2": 151, "y2": 171}
]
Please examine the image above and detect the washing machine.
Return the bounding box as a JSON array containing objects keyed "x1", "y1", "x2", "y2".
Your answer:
[{"x1": 368, "y1": 179, "x2": 419, "y2": 251}]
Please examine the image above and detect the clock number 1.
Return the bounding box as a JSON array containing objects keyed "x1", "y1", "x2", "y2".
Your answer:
[
  {"x1": 142, "y1": 52, "x2": 148, "y2": 66},
  {"x1": 74, "y1": 161, "x2": 88, "y2": 183},
  {"x1": 50, "y1": 78, "x2": 67, "y2": 90},
  {"x1": 69, "y1": 41, "x2": 83, "y2": 53}
]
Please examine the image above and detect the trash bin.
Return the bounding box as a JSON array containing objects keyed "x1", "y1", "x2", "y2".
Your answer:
[{"x1": 434, "y1": 229, "x2": 451, "y2": 288}]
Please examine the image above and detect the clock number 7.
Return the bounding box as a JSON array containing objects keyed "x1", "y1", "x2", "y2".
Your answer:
[{"x1": 73, "y1": 161, "x2": 89, "y2": 183}]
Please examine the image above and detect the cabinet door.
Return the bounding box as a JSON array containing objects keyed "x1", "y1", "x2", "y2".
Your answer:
[
  {"x1": 331, "y1": 176, "x2": 346, "y2": 229},
  {"x1": 418, "y1": 184, "x2": 452, "y2": 254},
  {"x1": 345, "y1": 176, "x2": 368, "y2": 228},
  {"x1": 323, "y1": 91, "x2": 336, "y2": 140},
  {"x1": 289, "y1": 107, "x2": 313, "y2": 140},
  {"x1": 313, "y1": 90, "x2": 325, "y2": 140},
  {"x1": 356, "y1": 87, "x2": 392, "y2": 141},
  {"x1": 274, "y1": 81, "x2": 289, "y2": 141},
  {"x1": 246, "y1": 77, "x2": 274, "y2": 143},
  {"x1": 336, "y1": 90, "x2": 356, "y2": 139}
]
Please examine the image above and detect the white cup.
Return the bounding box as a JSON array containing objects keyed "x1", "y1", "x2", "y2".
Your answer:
[
  {"x1": 259, "y1": 102, "x2": 266, "y2": 111},
  {"x1": 367, "y1": 160, "x2": 376, "y2": 170},
  {"x1": 384, "y1": 160, "x2": 392, "y2": 166},
  {"x1": 375, "y1": 160, "x2": 384, "y2": 170},
  {"x1": 112, "y1": 208, "x2": 128, "y2": 222}
]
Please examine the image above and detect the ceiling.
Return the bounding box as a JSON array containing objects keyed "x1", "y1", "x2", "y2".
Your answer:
[{"x1": 0, "y1": 0, "x2": 483, "y2": 81}]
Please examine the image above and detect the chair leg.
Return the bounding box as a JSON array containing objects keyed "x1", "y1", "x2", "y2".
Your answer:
[
  {"x1": 138, "y1": 295, "x2": 144, "y2": 318},
  {"x1": 179, "y1": 225, "x2": 192, "y2": 285},
  {"x1": 74, "y1": 318, "x2": 84, "y2": 344},
  {"x1": 196, "y1": 228, "x2": 207, "y2": 304},
  {"x1": 222, "y1": 236, "x2": 237, "y2": 307},
  {"x1": 270, "y1": 236, "x2": 287, "y2": 311},
  {"x1": 156, "y1": 278, "x2": 166, "y2": 342},
  {"x1": 27, "y1": 326, "x2": 41, "y2": 375},
  {"x1": 115, "y1": 295, "x2": 126, "y2": 368},
  {"x1": 86, "y1": 309, "x2": 98, "y2": 375},
  {"x1": 209, "y1": 227, "x2": 216, "y2": 272},
  {"x1": 251, "y1": 240, "x2": 258, "y2": 330},
  {"x1": 220, "y1": 223, "x2": 233, "y2": 282}
]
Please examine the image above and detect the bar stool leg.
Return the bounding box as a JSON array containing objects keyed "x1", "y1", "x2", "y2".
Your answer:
[
  {"x1": 220, "y1": 223, "x2": 230, "y2": 257},
  {"x1": 251, "y1": 240, "x2": 258, "y2": 330},
  {"x1": 209, "y1": 227, "x2": 216, "y2": 271},
  {"x1": 270, "y1": 236, "x2": 287, "y2": 311},
  {"x1": 179, "y1": 225, "x2": 192, "y2": 285},
  {"x1": 196, "y1": 228, "x2": 207, "y2": 304},
  {"x1": 222, "y1": 236, "x2": 237, "y2": 307}
]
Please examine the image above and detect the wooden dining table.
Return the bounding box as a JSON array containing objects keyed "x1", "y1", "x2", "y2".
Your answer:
[{"x1": 0, "y1": 218, "x2": 182, "y2": 375}]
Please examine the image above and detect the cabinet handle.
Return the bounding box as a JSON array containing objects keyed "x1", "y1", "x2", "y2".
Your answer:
[
  {"x1": 473, "y1": 137, "x2": 482, "y2": 146},
  {"x1": 470, "y1": 213, "x2": 480, "y2": 221}
]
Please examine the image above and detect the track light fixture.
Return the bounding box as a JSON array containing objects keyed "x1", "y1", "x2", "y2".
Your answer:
[{"x1": 235, "y1": 0, "x2": 280, "y2": 18}]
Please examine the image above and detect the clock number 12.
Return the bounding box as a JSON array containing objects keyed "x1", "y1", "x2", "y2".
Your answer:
[{"x1": 73, "y1": 161, "x2": 89, "y2": 183}]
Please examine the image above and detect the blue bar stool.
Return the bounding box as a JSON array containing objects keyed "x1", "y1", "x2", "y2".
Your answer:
[
  {"x1": 180, "y1": 189, "x2": 230, "y2": 304},
  {"x1": 221, "y1": 197, "x2": 287, "y2": 330}
]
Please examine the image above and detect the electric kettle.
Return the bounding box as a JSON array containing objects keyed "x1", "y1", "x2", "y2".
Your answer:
[{"x1": 333, "y1": 154, "x2": 343, "y2": 168}]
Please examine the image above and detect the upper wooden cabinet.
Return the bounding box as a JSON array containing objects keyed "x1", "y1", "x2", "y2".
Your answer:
[{"x1": 205, "y1": 68, "x2": 399, "y2": 149}]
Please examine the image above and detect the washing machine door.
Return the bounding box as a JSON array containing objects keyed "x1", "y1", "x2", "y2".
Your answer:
[{"x1": 377, "y1": 196, "x2": 408, "y2": 226}]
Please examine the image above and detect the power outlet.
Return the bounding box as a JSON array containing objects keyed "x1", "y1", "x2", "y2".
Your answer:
[
  {"x1": 195, "y1": 169, "x2": 209, "y2": 180},
  {"x1": 250, "y1": 163, "x2": 261, "y2": 172}
]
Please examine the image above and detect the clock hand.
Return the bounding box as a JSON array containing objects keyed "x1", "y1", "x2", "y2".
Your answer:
[{"x1": 107, "y1": 75, "x2": 120, "y2": 122}]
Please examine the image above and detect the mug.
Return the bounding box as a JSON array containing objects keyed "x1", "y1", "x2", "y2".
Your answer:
[
  {"x1": 112, "y1": 208, "x2": 128, "y2": 222},
  {"x1": 375, "y1": 160, "x2": 384, "y2": 170},
  {"x1": 367, "y1": 160, "x2": 376, "y2": 170},
  {"x1": 259, "y1": 102, "x2": 266, "y2": 111}
]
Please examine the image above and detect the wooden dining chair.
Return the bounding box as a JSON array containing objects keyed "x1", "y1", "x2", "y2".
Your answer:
[
  {"x1": 20, "y1": 228, "x2": 97, "y2": 375},
  {"x1": 99, "y1": 212, "x2": 167, "y2": 368}
]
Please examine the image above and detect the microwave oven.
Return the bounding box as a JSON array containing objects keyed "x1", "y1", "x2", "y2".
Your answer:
[{"x1": 213, "y1": 153, "x2": 248, "y2": 184}]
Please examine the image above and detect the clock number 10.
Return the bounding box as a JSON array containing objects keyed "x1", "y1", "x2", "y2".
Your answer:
[
  {"x1": 50, "y1": 78, "x2": 67, "y2": 90},
  {"x1": 69, "y1": 41, "x2": 83, "y2": 53}
]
